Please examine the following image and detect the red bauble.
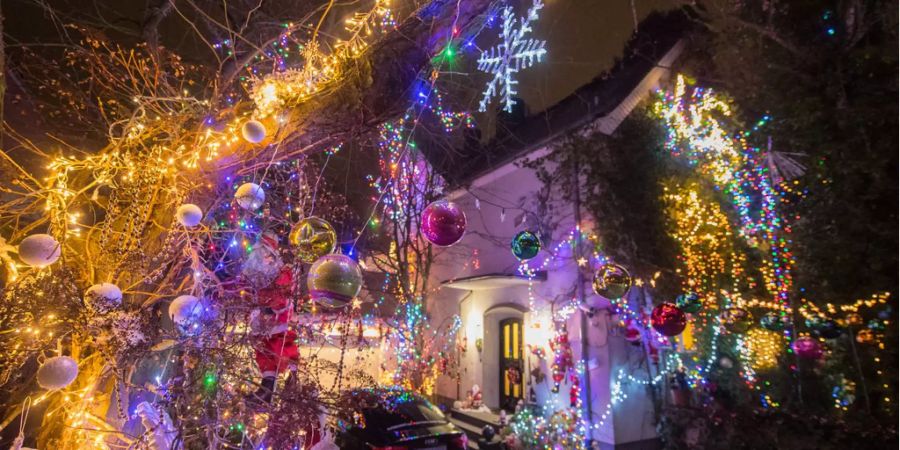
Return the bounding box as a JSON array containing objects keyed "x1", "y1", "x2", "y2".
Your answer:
[
  {"x1": 792, "y1": 336, "x2": 823, "y2": 359},
  {"x1": 551, "y1": 364, "x2": 565, "y2": 384},
  {"x1": 651, "y1": 303, "x2": 687, "y2": 336}
]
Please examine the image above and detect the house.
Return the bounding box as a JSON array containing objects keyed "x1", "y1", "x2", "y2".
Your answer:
[{"x1": 422, "y1": 12, "x2": 688, "y2": 448}]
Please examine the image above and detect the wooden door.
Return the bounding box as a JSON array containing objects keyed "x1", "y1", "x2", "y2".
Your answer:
[{"x1": 499, "y1": 318, "x2": 524, "y2": 412}]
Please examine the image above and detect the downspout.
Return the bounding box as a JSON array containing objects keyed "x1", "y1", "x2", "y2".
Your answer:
[{"x1": 572, "y1": 146, "x2": 594, "y2": 439}]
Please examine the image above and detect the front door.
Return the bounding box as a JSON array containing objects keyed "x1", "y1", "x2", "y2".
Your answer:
[{"x1": 499, "y1": 318, "x2": 524, "y2": 412}]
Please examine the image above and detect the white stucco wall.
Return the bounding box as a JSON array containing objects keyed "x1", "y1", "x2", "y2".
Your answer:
[{"x1": 426, "y1": 153, "x2": 660, "y2": 446}]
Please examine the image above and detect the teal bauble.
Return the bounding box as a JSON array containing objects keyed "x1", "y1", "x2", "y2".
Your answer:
[
  {"x1": 721, "y1": 307, "x2": 753, "y2": 334},
  {"x1": 675, "y1": 292, "x2": 703, "y2": 314},
  {"x1": 760, "y1": 312, "x2": 788, "y2": 331},
  {"x1": 867, "y1": 319, "x2": 886, "y2": 332},
  {"x1": 511, "y1": 231, "x2": 541, "y2": 260}
]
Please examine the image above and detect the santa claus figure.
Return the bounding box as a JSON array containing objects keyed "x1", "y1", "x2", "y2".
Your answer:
[
  {"x1": 243, "y1": 233, "x2": 300, "y2": 402},
  {"x1": 255, "y1": 267, "x2": 300, "y2": 391}
]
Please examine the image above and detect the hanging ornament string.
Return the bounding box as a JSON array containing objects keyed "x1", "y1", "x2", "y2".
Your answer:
[{"x1": 10, "y1": 396, "x2": 33, "y2": 450}]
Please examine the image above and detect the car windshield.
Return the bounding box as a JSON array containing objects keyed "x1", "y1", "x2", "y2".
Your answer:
[{"x1": 361, "y1": 397, "x2": 446, "y2": 430}]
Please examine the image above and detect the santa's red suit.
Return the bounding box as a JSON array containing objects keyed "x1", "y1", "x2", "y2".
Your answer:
[{"x1": 254, "y1": 266, "x2": 300, "y2": 376}]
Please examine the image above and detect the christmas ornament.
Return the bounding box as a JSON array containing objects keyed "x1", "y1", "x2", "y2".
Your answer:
[
  {"x1": 307, "y1": 254, "x2": 363, "y2": 309},
  {"x1": 675, "y1": 292, "x2": 703, "y2": 314},
  {"x1": 760, "y1": 312, "x2": 788, "y2": 331},
  {"x1": 591, "y1": 263, "x2": 632, "y2": 300},
  {"x1": 18, "y1": 234, "x2": 61, "y2": 267},
  {"x1": 241, "y1": 233, "x2": 284, "y2": 288},
  {"x1": 718, "y1": 354, "x2": 735, "y2": 369},
  {"x1": 241, "y1": 119, "x2": 267, "y2": 143},
  {"x1": 36, "y1": 356, "x2": 79, "y2": 390},
  {"x1": 855, "y1": 328, "x2": 875, "y2": 344},
  {"x1": 510, "y1": 230, "x2": 541, "y2": 260},
  {"x1": 792, "y1": 336, "x2": 823, "y2": 359},
  {"x1": 721, "y1": 307, "x2": 753, "y2": 334},
  {"x1": 804, "y1": 316, "x2": 823, "y2": 329},
  {"x1": 477, "y1": 0, "x2": 547, "y2": 112},
  {"x1": 549, "y1": 330, "x2": 574, "y2": 393},
  {"x1": 421, "y1": 200, "x2": 466, "y2": 246},
  {"x1": 235, "y1": 183, "x2": 266, "y2": 210},
  {"x1": 168, "y1": 295, "x2": 204, "y2": 332},
  {"x1": 84, "y1": 283, "x2": 123, "y2": 314},
  {"x1": 867, "y1": 319, "x2": 886, "y2": 332},
  {"x1": 175, "y1": 203, "x2": 203, "y2": 227},
  {"x1": 289, "y1": 217, "x2": 337, "y2": 263},
  {"x1": 812, "y1": 319, "x2": 842, "y2": 340},
  {"x1": 651, "y1": 303, "x2": 686, "y2": 336}
]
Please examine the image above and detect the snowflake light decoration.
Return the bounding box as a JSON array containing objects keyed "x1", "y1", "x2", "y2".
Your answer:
[{"x1": 477, "y1": 0, "x2": 547, "y2": 112}]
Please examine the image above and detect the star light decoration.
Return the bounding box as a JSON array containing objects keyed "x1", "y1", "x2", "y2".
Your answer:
[{"x1": 477, "y1": 0, "x2": 547, "y2": 113}]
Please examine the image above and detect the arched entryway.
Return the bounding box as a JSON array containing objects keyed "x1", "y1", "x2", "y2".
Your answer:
[{"x1": 483, "y1": 303, "x2": 528, "y2": 412}]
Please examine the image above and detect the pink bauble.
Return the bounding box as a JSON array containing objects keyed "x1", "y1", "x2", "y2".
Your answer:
[
  {"x1": 792, "y1": 336, "x2": 823, "y2": 359},
  {"x1": 421, "y1": 200, "x2": 466, "y2": 246}
]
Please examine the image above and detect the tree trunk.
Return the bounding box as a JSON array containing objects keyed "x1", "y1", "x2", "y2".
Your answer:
[{"x1": 221, "y1": 0, "x2": 493, "y2": 171}]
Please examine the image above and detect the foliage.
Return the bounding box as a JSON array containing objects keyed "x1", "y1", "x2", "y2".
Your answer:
[
  {"x1": 0, "y1": 0, "x2": 492, "y2": 446},
  {"x1": 657, "y1": 404, "x2": 897, "y2": 450},
  {"x1": 681, "y1": 0, "x2": 898, "y2": 303},
  {"x1": 523, "y1": 110, "x2": 678, "y2": 283}
]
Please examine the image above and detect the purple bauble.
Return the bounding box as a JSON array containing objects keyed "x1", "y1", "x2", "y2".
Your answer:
[
  {"x1": 792, "y1": 336, "x2": 823, "y2": 359},
  {"x1": 421, "y1": 200, "x2": 466, "y2": 246}
]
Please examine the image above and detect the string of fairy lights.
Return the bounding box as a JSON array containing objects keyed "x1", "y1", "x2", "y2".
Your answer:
[
  {"x1": 495, "y1": 72, "x2": 895, "y2": 439},
  {"x1": 1, "y1": 0, "x2": 460, "y2": 447},
  {"x1": 654, "y1": 75, "x2": 894, "y2": 411},
  {"x1": 4, "y1": 0, "x2": 895, "y2": 443}
]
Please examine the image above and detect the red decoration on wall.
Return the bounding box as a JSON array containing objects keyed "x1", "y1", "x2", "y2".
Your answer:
[{"x1": 549, "y1": 327, "x2": 574, "y2": 393}]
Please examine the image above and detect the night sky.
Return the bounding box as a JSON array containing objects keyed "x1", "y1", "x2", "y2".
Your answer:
[{"x1": 3, "y1": 0, "x2": 673, "y2": 133}]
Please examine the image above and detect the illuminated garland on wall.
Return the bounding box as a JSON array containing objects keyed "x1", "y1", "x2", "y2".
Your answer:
[
  {"x1": 655, "y1": 75, "x2": 794, "y2": 323},
  {"x1": 654, "y1": 76, "x2": 798, "y2": 394},
  {"x1": 654, "y1": 76, "x2": 895, "y2": 413}
]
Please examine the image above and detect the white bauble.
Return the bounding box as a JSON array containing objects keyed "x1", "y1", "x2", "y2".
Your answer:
[
  {"x1": 176, "y1": 204, "x2": 203, "y2": 227},
  {"x1": 18, "y1": 234, "x2": 61, "y2": 267},
  {"x1": 718, "y1": 355, "x2": 735, "y2": 369},
  {"x1": 168, "y1": 295, "x2": 204, "y2": 328},
  {"x1": 84, "y1": 283, "x2": 123, "y2": 313},
  {"x1": 37, "y1": 356, "x2": 79, "y2": 390},
  {"x1": 235, "y1": 183, "x2": 265, "y2": 210},
  {"x1": 241, "y1": 120, "x2": 267, "y2": 144}
]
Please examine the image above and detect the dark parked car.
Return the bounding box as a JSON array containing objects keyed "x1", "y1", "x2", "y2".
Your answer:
[{"x1": 335, "y1": 388, "x2": 468, "y2": 450}]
